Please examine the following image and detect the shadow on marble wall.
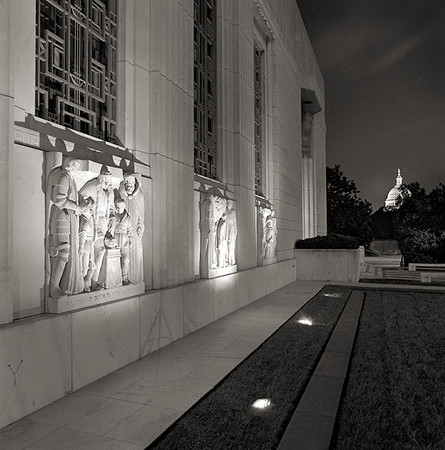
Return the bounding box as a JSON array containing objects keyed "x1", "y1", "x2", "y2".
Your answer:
[{"x1": 18, "y1": 115, "x2": 148, "y2": 173}]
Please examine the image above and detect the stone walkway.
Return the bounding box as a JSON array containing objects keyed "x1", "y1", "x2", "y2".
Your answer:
[{"x1": 0, "y1": 280, "x2": 324, "y2": 449}]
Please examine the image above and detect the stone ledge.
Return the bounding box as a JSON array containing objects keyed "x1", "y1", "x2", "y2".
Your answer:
[
  {"x1": 262, "y1": 256, "x2": 277, "y2": 266},
  {"x1": 46, "y1": 283, "x2": 145, "y2": 313},
  {"x1": 205, "y1": 265, "x2": 237, "y2": 279},
  {"x1": 278, "y1": 291, "x2": 364, "y2": 450}
]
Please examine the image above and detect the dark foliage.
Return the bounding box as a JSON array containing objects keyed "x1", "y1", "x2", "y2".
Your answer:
[
  {"x1": 294, "y1": 233, "x2": 360, "y2": 249},
  {"x1": 327, "y1": 165, "x2": 374, "y2": 246},
  {"x1": 396, "y1": 182, "x2": 445, "y2": 265},
  {"x1": 370, "y1": 207, "x2": 400, "y2": 240}
]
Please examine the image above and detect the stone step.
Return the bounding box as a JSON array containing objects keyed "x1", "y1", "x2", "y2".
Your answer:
[{"x1": 360, "y1": 266, "x2": 421, "y2": 280}]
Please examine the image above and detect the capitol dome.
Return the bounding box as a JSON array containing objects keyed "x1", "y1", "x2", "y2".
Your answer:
[{"x1": 385, "y1": 169, "x2": 403, "y2": 209}]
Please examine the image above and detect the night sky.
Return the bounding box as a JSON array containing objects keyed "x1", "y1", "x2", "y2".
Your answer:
[{"x1": 296, "y1": 0, "x2": 445, "y2": 210}]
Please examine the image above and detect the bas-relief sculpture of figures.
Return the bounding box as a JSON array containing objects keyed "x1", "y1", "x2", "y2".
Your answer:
[
  {"x1": 225, "y1": 200, "x2": 237, "y2": 266},
  {"x1": 200, "y1": 194, "x2": 218, "y2": 271},
  {"x1": 200, "y1": 193, "x2": 237, "y2": 276},
  {"x1": 79, "y1": 167, "x2": 115, "y2": 291},
  {"x1": 217, "y1": 212, "x2": 228, "y2": 268},
  {"x1": 264, "y1": 212, "x2": 277, "y2": 259},
  {"x1": 108, "y1": 199, "x2": 133, "y2": 285},
  {"x1": 258, "y1": 206, "x2": 277, "y2": 265},
  {"x1": 47, "y1": 157, "x2": 145, "y2": 298},
  {"x1": 116, "y1": 173, "x2": 144, "y2": 284},
  {"x1": 48, "y1": 157, "x2": 86, "y2": 297},
  {"x1": 78, "y1": 197, "x2": 95, "y2": 291}
]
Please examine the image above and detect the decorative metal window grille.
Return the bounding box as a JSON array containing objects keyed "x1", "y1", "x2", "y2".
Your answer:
[
  {"x1": 194, "y1": 0, "x2": 217, "y2": 178},
  {"x1": 254, "y1": 42, "x2": 264, "y2": 195},
  {"x1": 35, "y1": 0, "x2": 118, "y2": 143}
]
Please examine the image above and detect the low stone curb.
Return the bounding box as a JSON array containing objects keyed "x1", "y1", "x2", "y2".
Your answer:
[{"x1": 278, "y1": 290, "x2": 364, "y2": 450}]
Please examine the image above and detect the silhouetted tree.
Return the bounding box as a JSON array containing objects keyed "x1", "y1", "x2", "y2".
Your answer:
[
  {"x1": 327, "y1": 165, "x2": 373, "y2": 246},
  {"x1": 371, "y1": 207, "x2": 399, "y2": 240},
  {"x1": 396, "y1": 182, "x2": 445, "y2": 265}
]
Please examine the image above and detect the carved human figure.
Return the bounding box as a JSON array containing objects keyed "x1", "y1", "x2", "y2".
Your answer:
[
  {"x1": 200, "y1": 195, "x2": 216, "y2": 272},
  {"x1": 225, "y1": 200, "x2": 237, "y2": 266},
  {"x1": 264, "y1": 212, "x2": 277, "y2": 259},
  {"x1": 78, "y1": 197, "x2": 96, "y2": 292},
  {"x1": 200, "y1": 194, "x2": 229, "y2": 274},
  {"x1": 117, "y1": 173, "x2": 144, "y2": 283},
  {"x1": 108, "y1": 199, "x2": 133, "y2": 285},
  {"x1": 208, "y1": 198, "x2": 219, "y2": 269},
  {"x1": 48, "y1": 157, "x2": 86, "y2": 297},
  {"x1": 258, "y1": 208, "x2": 267, "y2": 262},
  {"x1": 217, "y1": 213, "x2": 228, "y2": 267},
  {"x1": 79, "y1": 167, "x2": 115, "y2": 289}
]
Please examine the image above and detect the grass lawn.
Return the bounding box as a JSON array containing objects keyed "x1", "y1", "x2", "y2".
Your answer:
[
  {"x1": 332, "y1": 290, "x2": 445, "y2": 449},
  {"x1": 147, "y1": 286, "x2": 351, "y2": 450}
]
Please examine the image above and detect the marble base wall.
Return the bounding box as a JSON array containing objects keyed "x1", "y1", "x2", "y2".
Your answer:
[
  {"x1": 0, "y1": 314, "x2": 72, "y2": 429},
  {"x1": 0, "y1": 259, "x2": 296, "y2": 429},
  {"x1": 294, "y1": 249, "x2": 360, "y2": 282}
]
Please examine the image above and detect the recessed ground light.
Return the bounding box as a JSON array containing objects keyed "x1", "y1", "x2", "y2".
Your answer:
[
  {"x1": 297, "y1": 318, "x2": 313, "y2": 326},
  {"x1": 251, "y1": 398, "x2": 273, "y2": 410}
]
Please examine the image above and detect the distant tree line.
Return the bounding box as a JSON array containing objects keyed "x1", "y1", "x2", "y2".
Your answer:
[
  {"x1": 325, "y1": 166, "x2": 445, "y2": 264},
  {"x1": 393, "y1": 183, "x2": 445, "y2": 264},
  {"x1": 326, "y1": 165, "x2": 373, "y2": 247},
  {"x1": 371, "y1": 182, "x2": 445, "y2": 264}
]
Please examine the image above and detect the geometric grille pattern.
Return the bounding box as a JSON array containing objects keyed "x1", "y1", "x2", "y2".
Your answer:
[
  {"x1": 35, "y1": 0, "x2": 118, "y2": 143},
  {"x1": 194, "y1": 0, "x2": 217, "y2": 178},
  {"x1": 254, "y1": 41, "x2": 263, "y2": 195}
]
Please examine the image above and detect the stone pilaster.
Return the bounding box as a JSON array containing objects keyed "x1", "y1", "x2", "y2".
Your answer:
[
  {"x1": 148, "y1": 1, "x2": 195, "y2": 289},
  {"x1": 12, "y1": 0, "x2": 35, "y2": 122},
  {"x1": 219, "y1": 1, "x2": 257, "y2": 270},
  {"x1": 0, "y1": 0, "x2": 14, "y2": 324}
]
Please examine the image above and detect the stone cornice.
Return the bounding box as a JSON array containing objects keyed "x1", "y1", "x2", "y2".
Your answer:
[{"x1": 254, "y1": 0, "x2": 276, "y2": 39}]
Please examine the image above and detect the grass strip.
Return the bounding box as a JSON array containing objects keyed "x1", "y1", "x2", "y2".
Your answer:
[
  {"x1": 332, "y1": 289, "x2": 445, "y2": 449},
  {"x1": 147, "y1": 285, "x2": 352, "y2": 450}
]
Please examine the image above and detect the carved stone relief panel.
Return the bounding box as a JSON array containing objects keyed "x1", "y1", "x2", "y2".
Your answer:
[
  {"x1": 46, "y1": 156, "x2": 145, "y2": 309},
  {"x1": 257, "y1": 202, "x2": 277, "y2": 266},
  {"x1": 199, "y1": 188, "x2": 237, "y2": 279}
]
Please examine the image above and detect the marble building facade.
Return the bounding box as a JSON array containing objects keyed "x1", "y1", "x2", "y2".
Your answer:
[{"x1": 0, "y1": 0, "x2": 326, "y2": 428}]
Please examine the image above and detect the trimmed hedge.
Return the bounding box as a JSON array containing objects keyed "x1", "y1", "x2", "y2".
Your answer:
[{"x1": 294, "y1": 234, "x2": 360, "y2": 250}]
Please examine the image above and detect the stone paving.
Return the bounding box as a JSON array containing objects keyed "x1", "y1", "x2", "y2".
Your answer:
[{"x1": 0, "y1": 280, "x2": 324, "y2": 449}]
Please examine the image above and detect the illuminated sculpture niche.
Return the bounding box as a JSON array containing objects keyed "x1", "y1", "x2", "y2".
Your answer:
[
  {"x1": 46, "y1": 156, "x2": 145, "y2": 312},
  {"x1": 257, "y1": 203, "x2": 277, "y2": 265},
  {"x1": 200, "y1": 190, "x2": 237, "y2": 278}
]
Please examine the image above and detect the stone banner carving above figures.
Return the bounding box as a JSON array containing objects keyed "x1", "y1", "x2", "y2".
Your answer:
[
  {"x1": 200, "y1": 191, "x2": 237, "y2": 279},
  {"x1": 46, "y1": 156, "x2": 145, "y2": 310},
  {"x1": 257, "y1": 204, "x2": 278, "y2": 266}
]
